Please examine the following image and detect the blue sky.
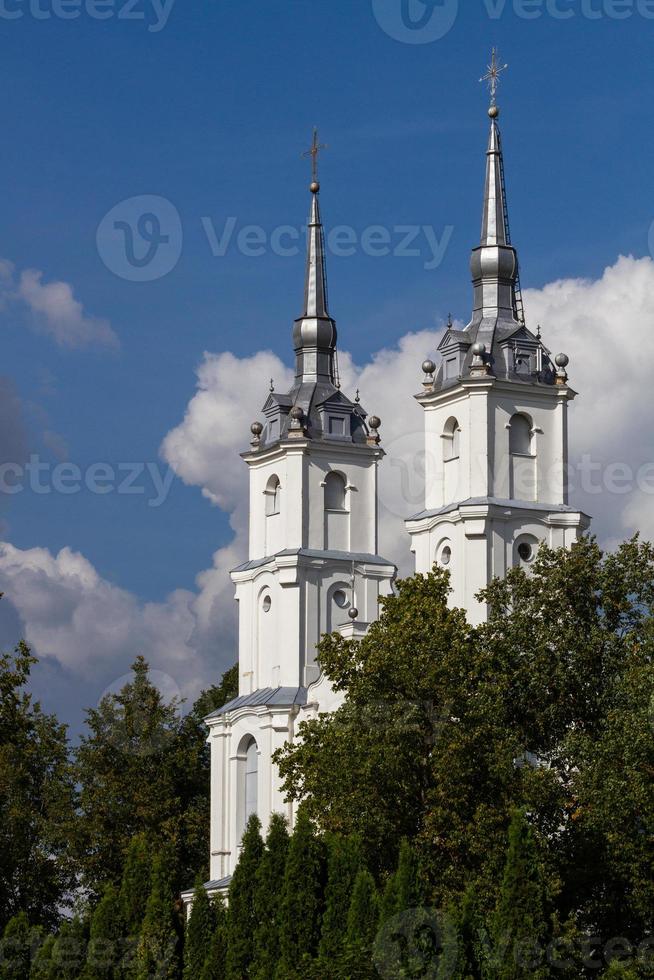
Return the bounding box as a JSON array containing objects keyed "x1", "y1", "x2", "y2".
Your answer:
[{"x1": 2, "y1": 0, "x2": 654, "y2": 729}]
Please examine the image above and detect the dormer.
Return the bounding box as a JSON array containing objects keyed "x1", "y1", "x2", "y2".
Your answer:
[
  {"x1": 437, "y1": 329, "x2": 472, "y2": 385},
  {"x1": 315, "y1": 390, "x2": 357, "y2": 441},
  {"x1": 261, "y1": 392, "x2": 292, "y2": 446}
]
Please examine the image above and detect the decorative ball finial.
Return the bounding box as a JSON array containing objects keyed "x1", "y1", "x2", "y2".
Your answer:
[
  {"x1": 250, "y1": 421, "x2": 263, "y2": 447},
  {"x1": 488, "y1": 105, "x2": 500, "y2": 119},
  {"x1": 348, "y1": 607, "x2": 359, "y2": 621},
  {"x1": 422, "y1": 359, "x2": 436, "y2": 390},
  {"x1": 554, "y1": 353, "x2": 570, "y2": 386},
  {"x1": 310, "y1": 181, "x2": 320, "y2": 194},
  {"x1": 472, "y1": 342, "x2": 486, "y2": 357},
  {"x1": 367, "y1": 416, "x2": 381, "y2": 447}
]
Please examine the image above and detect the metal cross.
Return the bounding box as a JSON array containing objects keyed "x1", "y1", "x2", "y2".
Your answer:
[
  {"x1": 302, "y1": 127, "x2": 327, "y2": 182},
  {"x1": 480, "y1": 48, "x2": 508, "y2": 107}
]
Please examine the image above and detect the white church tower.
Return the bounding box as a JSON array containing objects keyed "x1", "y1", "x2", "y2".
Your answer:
[
  {"x1": 203, "y1": 142, "x2": 396, "y2": 888},
  {"x1": 406, "y1": 55, "x2": 590, "y2": 624}
]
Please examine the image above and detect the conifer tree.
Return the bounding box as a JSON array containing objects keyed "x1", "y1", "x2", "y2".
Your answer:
[
  {"x1": 341, "y1": 869, "x2": 380, "y2": 979},
  {"x1": 29, "y1": 934, "x2": 55, "y2": 980},
  {"x1": 318, "y1": 835, "x2": 362, "y2": 966},
  {"x1": 0, "y1": 912, "x2": 33, "y2": 980},
  {"x1": 394, "y1": 838, "x2": 424, "y2": 912},
  {"x1": 49, "y1": 918, "x2": 88, "y2": 980},
  {"x1": 489, "y1": 810, "x2": 550, "y2": 980},
  {"x1": 225, "y1": 814, "x2": 264, "y2": 980},
  {"x1": 251, "y1": 813, "x2": 290, "y2": 980},
  {"x1": 277, "y1": 807, "x2": 326, "y2": 978},
  {"x1": 183, "y1": 876, "x2": 215, "y2": 980},
  {"x1": 120, "y1": 835, "x2": 152, "y2": 938},
  {"x1": 136, "y1": 850, "x2": 182, "y2": 980},
  {"x1": 82, "y1": 884, "x2": 126, "y2": 980},
  {"x1": 201, "y1": 895, "x2": 228, "y2": 980}
]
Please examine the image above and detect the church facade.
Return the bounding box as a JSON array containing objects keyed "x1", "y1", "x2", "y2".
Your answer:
[{"x1": 196, "y1": 92, "x2": 590, "y2": 895}]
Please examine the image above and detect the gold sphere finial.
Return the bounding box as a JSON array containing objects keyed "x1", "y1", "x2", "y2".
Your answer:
[
  {"x1": 310, "y1": 180, "x2": 320, "y2": 194},
  {"x1": 488, "y1": 104, "x2": 500, "y2": 119}
]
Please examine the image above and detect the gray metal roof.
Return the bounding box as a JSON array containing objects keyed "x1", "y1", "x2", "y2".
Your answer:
[
  {"x1": 232, "y1": 547, "x2": 396, "y2": 575},
  {"x1": 431, "y1": 111, "x2": 558, "y2": 391},
  {"x1": 408, "y1": 497, "x2": 589, "y2": 523},
  {"x1": 205, "y1": 685, "x2": 308, "y2": 720}
]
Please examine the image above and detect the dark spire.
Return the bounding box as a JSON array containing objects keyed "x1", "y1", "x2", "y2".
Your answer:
[{"x1": 292, "y1": 134, "x2": 337, "y2": 384}]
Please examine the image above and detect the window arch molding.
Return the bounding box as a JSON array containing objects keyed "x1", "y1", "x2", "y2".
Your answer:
[
  {"x1": 237, "y1": 734, "x2": 259, "y2": 838},
  {"x1": 509, "y1": 413, "x2": 534, "y2": 456},
  {"x1": 264, "y1": 474, "x2": 281, "y2": 516},
  {"x1": 324, "y1": 470, "x2": 348, "y2": 512},
  {"x1": 442, "y1": 417, "x2": 461, "y2": 462}
]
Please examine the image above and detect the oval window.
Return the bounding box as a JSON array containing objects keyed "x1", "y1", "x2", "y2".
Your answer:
[
  {"x1": 518, "y1": 542, "x2": 534, "y2": 563},
  {"x1": 333, "y1": 589, "x2": 349, "y2": 609},
  {"x1": 440, "y1": 545, "x2": 452, "y2": 566},
  {"x1": 262, "y1": 595, "x2": 272, "y2": 613}
]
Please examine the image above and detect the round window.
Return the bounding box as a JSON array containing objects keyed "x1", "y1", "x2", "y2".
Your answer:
[
  {"x1": 262, "y1": 595, "x2": 272, "y2": 613},
  {"x1": 440, "y1": 545, "x2": 452, "y2": 566},
  {"x1": 333, "y1": 589, "x2": 349, "y2": 609},
  {"x1": 518, "y1": 542, "x2": 534, "y2": 563}
]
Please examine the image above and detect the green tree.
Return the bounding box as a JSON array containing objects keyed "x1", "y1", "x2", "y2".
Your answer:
[
  {"x1": 200, "y1": 896, "x2": 228, "y2": 980},
  {"x1": 74, "y1": 659, "x2": 238, "y2": 899},
  {"x1": 30, "y1": 934, "x2": 55, "y2": 980},
  {"x1": 275, "y1": 541, "x2": 654, "y2": 938},
  {"x1": 120, "y1": 835, "x2": 152, "y2": 938},
  {"x1": 0, "y1": 912, "x2": 36, "y2": 980},
  {"x1": 342, "y1": 870, "x2": 380, "y2": 979},
  {"x1": 487, "y1": 810, "x2": 550, "y2": 980},
  {"x1": 49, "y1": 917, "x2": 88, "y2": 980},
  {"x1": 183, "y1": 877, "x2": 215, "y2": 980},
  {"x1": 136, "y1": 850, "x2": 181, "y2": 980},
  {"x1": 0, "y1": 643, "x2": 75, "y2": 930},
  {"x1": 318, "y1": 835, "x2": 362, "y2": 966},
  {"x1": 252, "y1": 813, "x2": 290, "y2": 980},
  {"x1": 82, "y1": 884, "x2": 125, "y2": 980},
  {"x1": 277, "y1": 808, "x2": 326, "y2": 979},
  {"x1": 225, "y1": 814, "x2": 264, "y2": 980}
]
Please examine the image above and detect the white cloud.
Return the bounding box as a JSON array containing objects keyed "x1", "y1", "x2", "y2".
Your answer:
[
  {"x1": 17, "y1": 268, "x2": 118, "y2": 350},
  {"x1": 0, "y1": 258, "x2": 118, "y2": 350},
  {"x1": 2, "y1": 254, "x2": 653, "y2": 709}
]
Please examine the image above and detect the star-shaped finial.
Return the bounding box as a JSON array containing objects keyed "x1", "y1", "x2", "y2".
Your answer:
[{"x1": 480, "y1": 48, "x2": 508, "y2": 109}]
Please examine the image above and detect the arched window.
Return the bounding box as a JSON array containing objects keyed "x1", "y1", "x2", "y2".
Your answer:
[
  {"x1": 324, "y1": 471, "x2": 347, "y2": 512},
  {"x1": 244, "y1": 738, "x2": 258, "y2": 824},
  {"x1": 265, "y1": 475, "x2": 281, "y2": 516},
  {"x1": 509, "y1": 414, "x2": 533, "y2": 456},
  {"x1": 443, "y1": 417, "x2": 460, "y2": 462}
]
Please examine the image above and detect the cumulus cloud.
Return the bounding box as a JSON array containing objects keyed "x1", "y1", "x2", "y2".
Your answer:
[
  {"x1": 0, "y1": 259, "x2": 118, "y2": 350},
  {"x1": 2, "y1": 254, "x2": 653, "y2": 720}
]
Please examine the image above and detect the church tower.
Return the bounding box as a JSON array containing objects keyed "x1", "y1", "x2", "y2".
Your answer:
[
  {"x1": 203, "y1": 145, "x2": 396, "y2": 886},
  {"x1": 406, "y1": 55, "x2": 590, "y2": 624}
]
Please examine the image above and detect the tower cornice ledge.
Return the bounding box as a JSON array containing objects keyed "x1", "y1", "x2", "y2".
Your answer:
[
  {"x1": 406, "y1": 497, "x2": 591, "y2": 532},
  {"x1": 242, "y1": 440, "x2": 385, "y2": 465},
  {"x1": 416, "y1": 376, "x2": 577, "y2": 407}
]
